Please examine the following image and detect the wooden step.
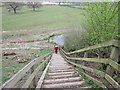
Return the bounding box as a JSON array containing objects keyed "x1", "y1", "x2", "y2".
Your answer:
[
  {"x1": 40, "y1": 53, "x2": 90, "y2": 89},
  {"x1": 49, "y1": 66, "x2": 72, "y2": 68},
  {"x1": 49, "y1": 67, "x2": 73, "y2": 70},
  {"x1": 82, "y1": 86, "x2": 91, "y2": 88},
  {"x1": 48, "y1": 71, "x2": 75, "y2": 76},
  {"x1": 47, "y1": 73, "x2": 79, "y2": 79},
  {"x1": 44, "y1": 77, "x2": 82, "y2": 84},
  {"x1": 42, "y1": 81, "x2": 86, "y2": 88},
  {"x1": 49, "y1": 69, "x2": 75, "y2": 73}
]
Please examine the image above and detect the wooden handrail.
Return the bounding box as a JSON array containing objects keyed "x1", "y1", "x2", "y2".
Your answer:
[
  {"x1": 60, "y1": 40, "x2": 120, "y2": 89},
  {"x1": 36, "y1": 57, "x2": 51, "y2": 89},
  {"x1": 22, "y1": 55, "x2": 52, "y2": 88},
  {"x1": 61, "y1": 48, "x2": 120, "y2": 71},
  {"x1": 60, "y1": 51, "x2": 120, "y2": 88},
  {"x1": 0, "y1": 52, "x2": 52, "y2": 89},
  {"x1": 63, "y1": 40, "x2": 119, "y2": 55}
]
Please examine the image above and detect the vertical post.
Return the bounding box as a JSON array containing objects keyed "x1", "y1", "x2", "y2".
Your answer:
[
  {"x1": 31, "y1": 65, "x2": 37, "y2": 87},
  {"x1": 73, "y1": 54, "x2": 77, "y2": 67},
  {"x1": 103, "y1": 46, "x2": 119, "y2": 88},
  {"x1": 106, "y1": 46, "x2": 119, "y2": 76},
  {"x1": 81, "y1": 52, "x2": 88, "y2": 72},
  {"x1": 83, "y1": 52, "x2": 88, "y2": 65}
]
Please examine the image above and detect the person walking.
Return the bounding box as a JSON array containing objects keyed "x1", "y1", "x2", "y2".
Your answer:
[{"x1": 54, "y1": 45, "x2": 59, "y2": 54}]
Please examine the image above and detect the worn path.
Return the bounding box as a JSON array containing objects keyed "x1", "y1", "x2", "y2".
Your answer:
[{"x1": 42, "y1": 53, "x2": 90, "y2": 88}]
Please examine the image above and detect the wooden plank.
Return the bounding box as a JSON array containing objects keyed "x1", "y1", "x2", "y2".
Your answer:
[
  {"x1": 66, "y1": 60, "x2": 105, "y2": 77},
  {"x1": 61, "y1": 48, "x2": 120, "y2": 71},
  {"x1": 109, "y1": 59, "x2": 120, "y2": 71},
  {"x1": 75, "y1": 68, "x2": 107, "y2": 88},
  {"x1": 67, "y1": 57, "x2": 108, "y2": 64},
  {"x1": 30, "y1": 65, "x2": 36, "y2": 87},
  {"x1": 61, "y1": 49, "x2": 108, "y2": 64},
  {"x1": 105, "y1": 74, "x2": 120, "y2": 88},
  {"x1": 112, "y1": 40, "x2": 120, "y2": 47},
  {"x1": 106, "y1": 46, "x2": 119, "y2": 76},
  {"x1": 22, "y1": 59, "x2": 47, "y2": 88},
  {"x1": 61, "y1": 40, "x2": 119, "y2": 55},
  {"x1": 36, "y1": 58, "x2": 52, "y2": 89},
  {"x1": 22, "y1": 55, "x2": 52, "y2": 88},
  {"x1": 0, "y1": 53, "x2": 51, "y2": 89}
]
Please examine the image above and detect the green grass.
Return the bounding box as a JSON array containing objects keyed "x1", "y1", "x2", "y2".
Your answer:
[
  {"x1": 76, "y1": 68, "x2": 101, "y2": 89},
  {"x1": 26, "y1": 48, "x2": 52, "y2": 55},
  {"x1": 2, "y1": 57, "x2": 28, "y2": 83},
  {"x1": 2, "y1": 48, "x2": 52, "y2": 83},
  {"x1": 2, "y1": 5, "x2": 85, "y2": 31}
]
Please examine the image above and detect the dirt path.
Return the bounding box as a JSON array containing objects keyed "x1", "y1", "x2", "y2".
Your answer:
[{"x1": 41, "y1": 53, "x2": 90, "y2": 88}]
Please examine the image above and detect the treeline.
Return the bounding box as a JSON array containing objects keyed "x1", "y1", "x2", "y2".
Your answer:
[
  {"x1": 63, "y1": 2, "x2": 118, "y2": 58},
  {"x1": 3, "y1": 2, "x2": 43, "y2": 14}
]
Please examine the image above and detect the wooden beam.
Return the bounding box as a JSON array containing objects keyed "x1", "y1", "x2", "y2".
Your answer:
[
  {"x1": 109, "y1": 59, "x2": 120, "y2": 71},
  {"x1": 0, "y1": 53, "x2": 51, "y2": 89},
  {"x1": 66, "y1": 60, "x2": 105, "y2": 77},
  {"x1": 30, "y1": 65, "x2": 36, "y2": 87},
  {"x1": 22, "y1": 59, "x2": 48, "y2": 88},
  {"x1": 105, "y1": 74, "x2": 120, "y2": 88},
  {"x1": 75, "y1": 68, "x2": 107, "y2": 88},
  {"x1": 61, "y1": 49, "x2": 120, "y2": 71},
  {"x1": 36, "y1": 59, "x2": 51, "y2": 89},
  {"x1": 106, "y1": 46, "x2": 119, "y2": 76},
  {"x1": 61, "y1": 40, "x2": 119, "y2": 55},
  {"x1": 67, "y1": 57, "x2": 108, "y2": 64}
]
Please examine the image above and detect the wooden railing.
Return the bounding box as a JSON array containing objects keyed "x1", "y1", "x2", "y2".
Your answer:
[
  {"x1": 0, "y1": 52, "x2": 52, "y2": 89},
  {"x1": 60, "y1": 39, "x2": 120, "y2": 89}
]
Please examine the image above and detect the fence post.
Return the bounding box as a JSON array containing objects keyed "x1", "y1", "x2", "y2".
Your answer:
[
  {"x1": 81, "y1": 52, "x2": 88, "y2": 72},
  {"x1": 103, "y1": 46, "x2": 119, "y2": 87},
  {"x1": 106, "y1": 46, "x2": 119, "y2": 76},
  {"x1": 83, "y1": 52, "x2": 88, "y2": 65},
  {"x1": 30, "y1": 65, "x2": 37, "y2": 87}
]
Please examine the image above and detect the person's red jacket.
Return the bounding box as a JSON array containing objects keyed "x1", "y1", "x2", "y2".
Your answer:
[{"x1": 54, "y1": 46, "x2": 58, "y2": 50}]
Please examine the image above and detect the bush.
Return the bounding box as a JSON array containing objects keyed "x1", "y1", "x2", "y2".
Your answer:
[{"x1": 63, "y1": 2, "x2": 118, "y2": 57}]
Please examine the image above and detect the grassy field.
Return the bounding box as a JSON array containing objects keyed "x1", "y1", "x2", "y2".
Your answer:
[
  {"x1": 2, "y1": 48, "x2": 52, "y2": 83},
  {"x1": 2, "y1": 5, "x2": 85, "y2": 31},
  {"x1": 2, "y1": 5, "x2": 85, "y2": 85}
]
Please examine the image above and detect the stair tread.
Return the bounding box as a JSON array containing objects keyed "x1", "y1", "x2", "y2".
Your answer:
[
  {"x1": 42, "y1": 81, "x2": 86, "y2": 88},
  {"x1": 48, "y1": 71, "x2": 75, "y2": 76},
  {"x1": 44, "y1": 77, "x2": 82, "y2": 84},
  {"x1": 47, "y1": 73, "x2": 78, "y2": 79}
]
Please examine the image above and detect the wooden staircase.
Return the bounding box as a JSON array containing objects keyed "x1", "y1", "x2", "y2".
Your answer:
[
  {"x1": 41, "y1": 53, "x2": 90, "y2": 88},
  {"x1": 1, "y1": 40, "x2": 119, "y2": 89}
]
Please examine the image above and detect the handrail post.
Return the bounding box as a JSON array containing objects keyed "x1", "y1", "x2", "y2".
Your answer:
[
  {"x1": 73, "y1": 54, "x2": 77, "y2": 67},
  {"x1": 82, "y1": 52, "x2": 88, "y2": 72},
  {"x1": 104, "y1": 46, "x2": 119, "y2": 87},
  {"x1": 83, "y1": 51, "x2": 88, "y2": 64},
  {"x1": 30, "y1": 65, "x2": 37, "y2": 87},
  {"x1": 106, "y1": 46, "x2": 119, "y2": 76}
]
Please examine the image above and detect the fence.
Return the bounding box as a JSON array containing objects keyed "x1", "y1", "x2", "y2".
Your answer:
[
  {"x1": 60, "y1": 39, "x2": 120, "y2": 89},
  {"x1": 0, "y1": 52, "x2": 52, "y2": 89}
]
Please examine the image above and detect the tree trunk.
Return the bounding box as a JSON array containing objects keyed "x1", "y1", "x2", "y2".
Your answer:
[
  {"x1": 33, "y1": 7, "x2": 35, "y2": 11},
  {"x1": 59, "y1": 2, "x2": 61, "y2": 6},
  {"x1": 13, "y1": 8, "x2": 17, "y2": 14}
]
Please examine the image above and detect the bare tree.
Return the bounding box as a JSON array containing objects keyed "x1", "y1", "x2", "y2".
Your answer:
[
  {"x1": 4, "y1": 2, "x2": 24, "y2": 14},
  {"x1": 27, "y1": 2, "x2": 42, "y2": 11}
]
